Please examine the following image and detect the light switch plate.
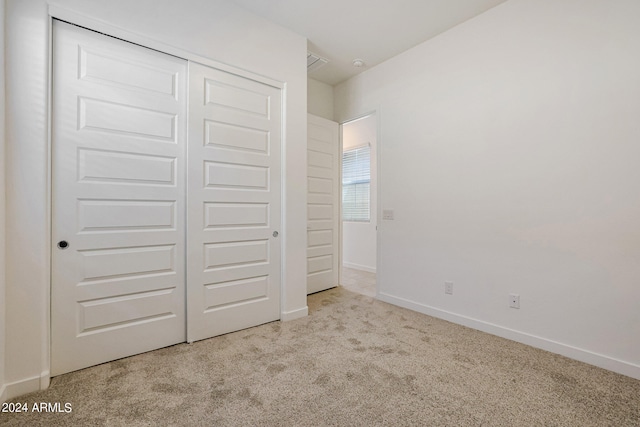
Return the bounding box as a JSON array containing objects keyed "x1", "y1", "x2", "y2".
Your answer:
[{"x1": 382, "y1": 209, "x2": 394, "y2": 220}]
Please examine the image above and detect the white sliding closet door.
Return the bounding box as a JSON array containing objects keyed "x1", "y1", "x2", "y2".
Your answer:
[
  {"x1": 51, "y1": 21, "x2": 187, "y2": 375},
  {"x1": 187, "y1": 63, "x2": 282, "y2": 342}
]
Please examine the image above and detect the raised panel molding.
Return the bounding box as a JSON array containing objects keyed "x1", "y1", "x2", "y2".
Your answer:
[
  {"x1": 308, "y1": 177, "x2": 333, "y2": 195},
  {"x1": 79, "y1": 46, "x2": 177, "y2": 98},
  {"x1": 78, "y1": 200, "x2": 176, "y2": 232},
  {"x1": 79, "y1": 97, "x2": 176, "y2": 142},
  {"x1": 205, "y1": 79, "x2": 270, "y2": 117},
  {"x1": 308, "y1": 203, "x2": 333, "y2": 220},
  {"x1": 204, "y1": 161, "x2": 269, "y2": 190},
  {"x1": 205, "y1": 120, "x2": 269, "y2": 153},
  {"x1": 79, "y1": 245, "x2": 176, "y2": 282},
  {"x1": 78, "y1": 288, "x2": 177, "y2": 334},
  {"x1": 204, "y1": 276, "x2": 269, "y2": 311},
  {"x1": 308, "y1": 150, "x2": 333, "y2": 169},
  {"x1": 78, "y1": 149, "x2": 176, "y2": 185},
  {"x1": 203, "y1": 240, "x2": 269, "y2": 270},
  {"x1": 308, "y1": 229, "x2": 333, "y2": 247},
  {"x1": 204, "y1": 202, "x2": 269, "y2": 229}
]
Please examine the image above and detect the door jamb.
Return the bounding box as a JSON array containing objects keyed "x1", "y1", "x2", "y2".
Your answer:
[{"x1": 338, "y1": 110, "x2": 379, "y2": 293}]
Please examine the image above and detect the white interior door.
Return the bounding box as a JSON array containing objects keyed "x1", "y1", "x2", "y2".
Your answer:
[
  {"x1": 51, "y1": 21, "x2": 187, "y2": 375},
  {"x1": 187, "y1": 62, "x2": 282, "y2": 342},
  {"x1": 307, "y1": 114, "x2": 340, "y2": 294}
]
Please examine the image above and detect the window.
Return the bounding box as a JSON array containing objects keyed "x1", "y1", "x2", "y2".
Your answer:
[{"x1": 342, "y1": 145, "x2": 370, "y2": 221}]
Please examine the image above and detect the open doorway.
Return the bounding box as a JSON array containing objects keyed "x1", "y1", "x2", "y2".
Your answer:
[
  {"x1": 305, "y1": 112, "x2": 378, "y2": 297},
  {"x1": 340, "y1": 113, "x2": 377, "y2": 297}
]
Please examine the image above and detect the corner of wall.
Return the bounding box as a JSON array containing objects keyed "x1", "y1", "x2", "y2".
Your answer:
[
  {"x1": 281, "y1": 306, "x2": 308, "y2": 322},
  {"x1": 4, "y1": 0, "x2": 57, "y2": 399},
  {"x1": 307, "y1": 77, "x2": 334, "y2": 121},
  {"x1": 0, "y1": 0, "x2": 8, "y2": 404}
]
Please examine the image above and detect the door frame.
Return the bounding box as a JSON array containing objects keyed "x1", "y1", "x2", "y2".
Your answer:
[
  {"x1": 44, "y1": 5, "x2": 289, "y2": 388},
  {"x1": 338, "y1": 110, "x2": 380, "y2": 292}
]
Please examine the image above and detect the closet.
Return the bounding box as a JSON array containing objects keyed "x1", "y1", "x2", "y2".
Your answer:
[{"x1": 51, "y1": 20, "x2": 282, "y2": 375}]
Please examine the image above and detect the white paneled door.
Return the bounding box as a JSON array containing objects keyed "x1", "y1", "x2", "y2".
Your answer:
[
  {"x1": 187, "y1": 63, "x2": 282, "y2": 342},
  {"x1": 51, "y1": 21, "x2": 187, "y2": 375},
  {"x1": 307, "y1": 114, "x2": 340, "y2": 294}
]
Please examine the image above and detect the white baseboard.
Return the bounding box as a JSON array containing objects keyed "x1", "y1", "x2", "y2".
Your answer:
[
  {"x1": 378, "y1": 292, "x2": 640, "y2": 380},
  {"x1": 281, "y1": 306, "x2": 308, "y2": 322},
  {"x1": 343, "y1": 262, "x2": 376, "y2": 274},
  {"x1": 2, "y1": 375, "x2": 43, "y2": 401}
]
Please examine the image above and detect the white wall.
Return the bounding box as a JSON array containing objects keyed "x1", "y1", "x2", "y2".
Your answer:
[
  {"x1": 4, "y1": 0, "x2": 308, "y2": 398},
  {"x1": 0, "y1": 0, "x2": 7, "y2": 403},
  {"x1": 342, "y1": 114, "x2": 377, "y2": 273},
  {"x1": 335, "y1": 0, "x2": 640, "y2": 379},
  {"x1": 307, "y1": 77, "x2": 334, "y2": 121}
]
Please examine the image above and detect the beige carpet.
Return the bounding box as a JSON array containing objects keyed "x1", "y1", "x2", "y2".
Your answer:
[{"x1": 2, "y1": 287, "x2": 639, "y2": 426}]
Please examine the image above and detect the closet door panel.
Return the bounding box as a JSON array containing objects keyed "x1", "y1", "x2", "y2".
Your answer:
[
  {"x1": 187, "y1": 63, "x2": 281, "y2": 342},
  {"x1": 51, "y1": 20, "x2": 187, "y2": 375}
]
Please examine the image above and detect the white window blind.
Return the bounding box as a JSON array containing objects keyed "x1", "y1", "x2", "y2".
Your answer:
[{"x1": 342, "y1": 145, "x2": 370, "y2": 222}]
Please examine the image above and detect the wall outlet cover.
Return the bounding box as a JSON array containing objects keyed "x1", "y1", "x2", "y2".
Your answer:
[
  {"x1": 445, "y1": 281, "x2": 453, "y2": 295},
  {"x1": 509, "y1": 294, "x2": 520, "y2": 309}
]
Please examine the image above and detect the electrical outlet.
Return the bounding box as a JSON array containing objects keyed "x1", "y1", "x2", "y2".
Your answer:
[
  {"x1": 445, "y1": 281, "x2": 453, "y2": 295},
  {"x1": 509, "y1": 294, "x2": 520, "y2": 309},
  {"x1": 382, "y1": 210, "x2": 395, "y2": 220}
]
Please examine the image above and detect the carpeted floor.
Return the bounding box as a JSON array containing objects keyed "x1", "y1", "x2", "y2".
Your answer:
[{"x1": 2, "y1": 286, "x2": 639, "y2": 426}]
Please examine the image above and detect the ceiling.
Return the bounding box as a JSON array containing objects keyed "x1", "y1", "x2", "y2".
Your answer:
[{"x1": 230, "y1": 0, "x2": 509, "y2": 86}]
